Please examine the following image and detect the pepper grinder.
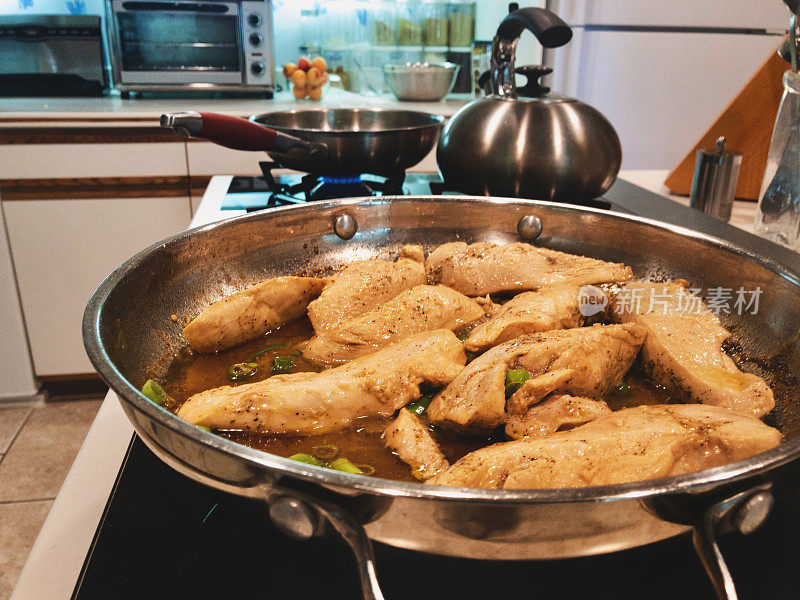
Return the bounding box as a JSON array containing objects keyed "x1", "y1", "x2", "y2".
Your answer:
[{"x1": 689, "y1": 136, "x2": 742, "y2": 222}]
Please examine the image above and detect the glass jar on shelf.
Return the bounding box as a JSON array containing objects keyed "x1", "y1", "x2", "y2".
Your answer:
[
  {"x1": 372, "y1": 1, "x2": 397, "y2": 46},
  {"x1": 447, "y1": 1, "x2": 475, "y2": 49},
  {"x1": 397, "y1": 1, "x2": 424, "y2": 46},
  {"x1": 423, "y1": 0, "x2": 448, "y2": 47}
]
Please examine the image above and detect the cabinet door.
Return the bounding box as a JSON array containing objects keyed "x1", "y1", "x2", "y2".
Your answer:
[{"x1": 3, "y1": 196, "x2": 192, "y2": 377}]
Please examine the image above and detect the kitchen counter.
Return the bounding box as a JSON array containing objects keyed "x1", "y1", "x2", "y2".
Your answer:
[
  {"x1": 0, "y1": 89, "x2": 471, "y2": 124},
  {"x1": 7, "y1": 170, "x2": 781, "y2": 600}
]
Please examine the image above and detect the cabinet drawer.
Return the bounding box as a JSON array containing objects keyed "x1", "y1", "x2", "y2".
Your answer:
[
  {"x1": 3, "y1": 196, "x2": 192, "y2": 376},
  {"x1": 0, "y1": 142, "x2": 188, "y2": 179}
]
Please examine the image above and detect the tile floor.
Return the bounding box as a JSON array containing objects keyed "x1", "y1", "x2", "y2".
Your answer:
[{"x1": 0, "y1": 399, "x2": 102, "y2": 600}]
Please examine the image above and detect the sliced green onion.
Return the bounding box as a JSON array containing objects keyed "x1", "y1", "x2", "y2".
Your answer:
[
  {"x1": 196, "y1": 425, "x2": 212, "y2": 433},
  {"x1": 505, "y1": 368, "x2": 530, "y2": 396},
  {"x1": 406, "y1": 395, "x2": 433, "y2": 416},
  {"x1": 289, "y1": 453, "x2": 327, "y2": 467},
  {"x1": 250, "y1": 344, "x2": 283, "y2": 360},
  {"x1": 329, "y1": 457, "x2": 364, "y2": 474},
  {"x1": 273, "y1": 355, "x2": 295, "y2": 374},
  {"x1": 355, "y1": 464, "x2": 376, "y2": 476},
  {"x1": 290, "y1": 349, "x2": 302, "y2": 357},
  {"x1": 141, "y1": 379, "x2": 167, "y2": 406},
  {"x1": 228, "y1": 362, "x2": 258, "y2": 381},
  {"x1": 456, "y1": 330, "x2": 469, "y2": 341},
  {"x1": 311, "y1": 444, "x2": 339, "y2": 461},
  {"x1": 616, "y1": 381, "x2": 632, "y2": 395}
]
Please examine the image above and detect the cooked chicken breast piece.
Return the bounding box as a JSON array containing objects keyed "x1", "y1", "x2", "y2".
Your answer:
[
  {"x1": 426, "y1": 242, "x2": 633, "y2": 296},
  {"x1": 428, "y1": 404, "x2": 782, "y2": 489},
  {"x1": 505, "y1": 394, "x2": 611, "y2": 440},
  {"x1": 399, "y1": 244, "x2": 425, "y2": 263},
  {"x1": 465, "y1": 285, "x2": 583, "y2": 352},
  {"x1": 383, "y1": 409, "x2": 449, "y2": 480},
  {"x1": 183, "y1": 276, "x2": 326, "y2": 353},
  {"x1": 612, "y1": 281, "x2": 774, "y2": 418},
  {"x1": 301, "y1": 285, "x2": 484, "y2": 364},
  {"x1": 427, "y1": 323, "x2": 645, "y2": 434},
  {"x1": 307, "y1": 257, "x2": 425, "y2": 332},
  {"x1": 177, "y1": 330, "x2": 465, "y2": 434}
]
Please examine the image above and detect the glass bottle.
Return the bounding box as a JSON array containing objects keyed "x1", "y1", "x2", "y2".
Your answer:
[{"x1": 754, "y1": 69, "x2": 800, "y2": 250}]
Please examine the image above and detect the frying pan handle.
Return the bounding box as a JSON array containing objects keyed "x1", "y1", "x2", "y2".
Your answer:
[
  {"x1": 691, "y1": 483, "x2": 774, "y2": 600},
  {"x1": 268, "y1": 486, "x2": 386, "y2": 600},
  {"x1": 160, "y1": 111, "x2": 328, "y2": 156}
]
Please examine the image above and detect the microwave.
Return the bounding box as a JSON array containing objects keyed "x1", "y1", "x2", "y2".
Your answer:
[
  {"x1": 105, "y1": 0, "x2": 274, "y2": 95},
  {"x1": 0, "y1": 15, "x2": 107, "y2": 96}
]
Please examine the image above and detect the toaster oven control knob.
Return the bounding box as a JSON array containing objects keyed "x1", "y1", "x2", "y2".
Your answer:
[
  {"x1": 250, "y1": 61, "x2": 265, "y2": 76},
  {"x1": 248, "y1": 32, "x2": 263, "y2": 47},
  {"x1": 247, "y1": 12, "x2": 262, "y2": 27}
]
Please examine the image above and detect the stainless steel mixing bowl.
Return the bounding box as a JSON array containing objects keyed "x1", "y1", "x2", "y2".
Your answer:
[{"x1": 383, "y1": 62, "x2": 460, "y2": 101}]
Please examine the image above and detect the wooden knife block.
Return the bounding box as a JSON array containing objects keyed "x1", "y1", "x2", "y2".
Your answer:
[{"x1": 664, "y1": 46, "x2": 787, "y2": 201}]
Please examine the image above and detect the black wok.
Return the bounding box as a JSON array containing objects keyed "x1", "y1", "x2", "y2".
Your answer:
[{"x1": 161, "y1": 109, "x2": 445, "y2": 176}]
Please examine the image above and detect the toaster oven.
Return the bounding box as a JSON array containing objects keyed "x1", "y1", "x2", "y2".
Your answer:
[{"x1": 105, "y1": 0, "x2": 274, "y2": 95}]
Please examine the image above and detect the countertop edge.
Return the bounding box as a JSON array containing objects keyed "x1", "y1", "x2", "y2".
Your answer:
[{"x1": 0, "y1": 90, "x2": 471, "y2": 125}]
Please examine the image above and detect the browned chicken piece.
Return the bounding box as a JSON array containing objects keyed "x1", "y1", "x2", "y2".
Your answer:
[
  {"x1": 399, "y1": 244, "x2": 425, "y2": 263},
  {"x1": 183, "y1": 276, "x2": 326, "y2": 353},
  {"x1": 428, "y1": 404, "x2": 782, "y2": 489},
  {"x1": 301, "y1": 285, "x2": 484, "y2": 364},
  {"x1": 612, "y1": 281, "x2": 774, "y2": 418},
  {"x1": 177, "y1": 330, "x2": 465, "y2": 434},
  {"x1": 465, "y1": 285, "x2": 583, "y2": 352},
  {"x1": 426, "y1": 242, "x2": 633, "y2": 296},
  {"x1": 307, "y1": 257, "x2": 425, "y2": 332},
  {"x1": 383, "y1": 409, "x2": 449, "y2": 480},
  {"x1": 427, "y1": 324, "x2": 645, "y2": 434},
  {"x1": 505, "y1": 394, "x2": 611, "y2": 440}
]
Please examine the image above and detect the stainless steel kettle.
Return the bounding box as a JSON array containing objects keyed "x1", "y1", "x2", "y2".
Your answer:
[{"x1": 437, "y1": 7, "x2": 622, "y2": 202}]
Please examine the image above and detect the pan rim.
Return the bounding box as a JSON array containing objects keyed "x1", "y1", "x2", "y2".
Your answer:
[
  {"x1": 248, "y1": 108, "x2": 446, "y2": 136},
  {"x1": 83, "y1": 195, "x2": 800, "y2": 504}
]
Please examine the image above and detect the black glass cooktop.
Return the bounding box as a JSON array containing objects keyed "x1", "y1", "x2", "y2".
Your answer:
[
  {"x1": 72, "y1": 436, "x2": 800, "y2": 600},
  {"x1": 72, "y1": 179, "x2": 800, "y2": 600}
]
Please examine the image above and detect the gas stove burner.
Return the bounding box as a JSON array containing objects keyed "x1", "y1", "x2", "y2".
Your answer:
[{"x1": 256, "y1": 161, "x2": 405, "y2": 207}]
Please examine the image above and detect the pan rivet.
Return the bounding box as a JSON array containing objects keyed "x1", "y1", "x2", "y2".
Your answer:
[
  {"x1": 334, "y1": 214, "x2": 358, "y2": 240},
  {"x1": 517, "y1": 215, "x2": 543, "y2": 241},
  {"x1": 734, "y1": 491, "x2": 774, "y2": 535},
  {"x1": 269, "y1": 496, "x2": 317, "y2": 540}
]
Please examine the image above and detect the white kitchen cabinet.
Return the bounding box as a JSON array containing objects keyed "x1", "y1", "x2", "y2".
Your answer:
[
  {"x1": 0, "y1": 203, "x2": 38, "y2": 399},
  {"x1": 2, "y1": 196, "x2": 192, "y2": 377},
  {"x1": 0, "y1": 142, "x2": 188, "y2": 179}
]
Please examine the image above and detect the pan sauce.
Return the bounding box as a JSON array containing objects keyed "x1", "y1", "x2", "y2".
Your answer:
[{"x1": 163, "y1": 317, "x2": 674, "y2": 482}]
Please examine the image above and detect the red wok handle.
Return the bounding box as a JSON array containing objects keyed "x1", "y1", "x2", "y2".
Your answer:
[
  {"x1": 196, "y1": 112, "x2": 278, "y2": 151},
  {"x1": 160, "y1": 111, "x2": 326, "y2": 156}
]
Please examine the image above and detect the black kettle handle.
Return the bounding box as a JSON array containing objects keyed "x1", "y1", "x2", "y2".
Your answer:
[{"x1": 497, "y1": 7, "x2": 572, "y2": 49}]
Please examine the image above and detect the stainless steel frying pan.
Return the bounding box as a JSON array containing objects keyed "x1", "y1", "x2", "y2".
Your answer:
[
  {"x1": 83, "y1": 197, "x2": 800, "y2": 600},
  {"x1": 161, "y1": 109, "x2": 445, "y2": 176}
]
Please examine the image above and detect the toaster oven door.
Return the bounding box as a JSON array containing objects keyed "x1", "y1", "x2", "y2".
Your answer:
[{"x1": 109, "y1": 0, "x2": 245, "y2": 86}]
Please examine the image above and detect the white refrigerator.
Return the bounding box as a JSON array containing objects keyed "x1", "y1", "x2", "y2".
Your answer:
[{"x1": 544, "y1": 0, "x2": 788, "y2": 169}]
